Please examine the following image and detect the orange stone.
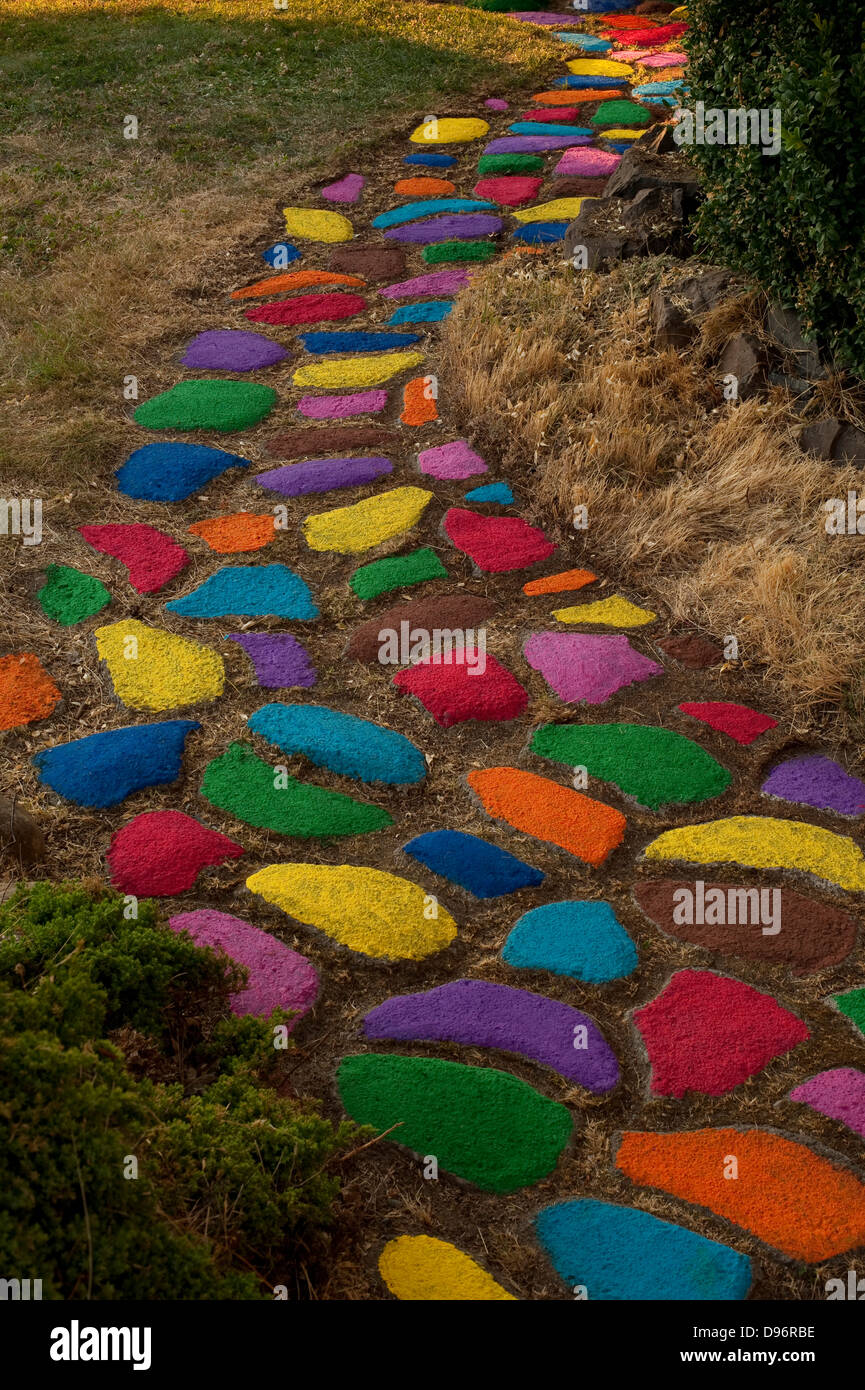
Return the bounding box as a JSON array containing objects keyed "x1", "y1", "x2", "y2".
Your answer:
[
  {"x1": 230, "y1": 270, "x2": 364, "y2": 300},
  {"x1": 533, "y1": 88, "x2": 626, "y2": 106},
  {"x1": 0, "y1": 652, "x2": 61, "y2": 731},
  {"x1": 394, "y1": 176, "x2": 457, "y2": 198},
  {"x1": 401, "y1": 375, "x2": 439, "y2": 426},
  {"x1": 188, "y1": 512, "x2": 277, "y2": 554},
  {"x1": 523, "y1": 567, "x2": 596, "y2": 596},
  {"x1": 467, "y1": 766, "x2": 626, "y2": 867},
  {"x1": 616, "y1": 1129, "x2": 865, "y2": 1262}
]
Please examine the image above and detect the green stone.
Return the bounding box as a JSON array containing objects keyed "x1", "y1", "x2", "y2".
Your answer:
[
  {"x1": 350, "y1": 546, "x2": 447, "y2": 601},
  {"x1": 477, "y1": 153, "x2": 545, "y2": 175},
  {"x1": 36, "y1": 564, "x2": 111, "y2": 626},
  {"x1": 833, "y1": 988, "x2": 865, "y2": 1036},
  {"x1": 591, "y1": 100, "x2": 651, "y2": 128},
  {"x1": 133, "y1": 380, "x2": 277, "y2": 432},
  {"x1": 201, "y1": 741, "x2": 392, "y2": 837},
  {"x1": 530, "y1": 722, "x2": 732, "y2": 811},
  {"x1": 423, "y1": 240, "x2": 498, "y2": 264},
  {"x1": 337, "y1": 1053, "x2": 572, "y2": 1192}
]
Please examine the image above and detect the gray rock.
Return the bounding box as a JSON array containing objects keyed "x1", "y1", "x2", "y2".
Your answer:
[
  {"x1": 834, "y1": 425, "x2": 865, "y2": 467},
  {"x1": 718, "y1": 333, "x2": 767, "y2": 399},
  {"x1": 651, "y1": 288, "x2": 698, "y2": 350},
  {"x1": 766, "y1": 303, "x2": 824, "y2": 379},
  {"x1": 799, "y1": 418, "x2": 842, "y2": 459},
  {"x1": 604, "y1": 144, "x2": 700, "y2": 208}
]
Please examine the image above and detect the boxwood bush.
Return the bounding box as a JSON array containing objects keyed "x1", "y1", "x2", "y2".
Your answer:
[{"x1": 685, "y1": 1, "x2": 865, "y2": 374}]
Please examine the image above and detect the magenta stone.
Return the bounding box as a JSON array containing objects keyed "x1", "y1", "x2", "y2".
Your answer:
[
  {"x1": 297, "y1": 391, "x2": 387, "y2": 419},
  {"x1": 379, "y1": 269, "x2": 471, "y2": 299},
  {"x1": 418, "y1": 440, "x2": 488, "y2": 481},
  {"x1": 789, "y1": 1068, "x2": 865, "y2": 1141},
  {"x1": 226, "y1": 632, "x2": 317, "y2": 688},
  {"x1": 181, "y1": 329, "x2": 288, "y2": 371},
  {"x1": 321, "y1": 172, "x2": 366, "y2": 202},
  {"x1": 523, "y1": 633, "x2": 663, "y2": 704},
  {"x1": 485, "y1": 98, "x2": 510, "y2": 110},
  {"x1": 554, "y1": 147, "x2": 622, "y2": 177},
  {"x1": 169, "y1": 909, "x2": 319, "y2": 1024}
]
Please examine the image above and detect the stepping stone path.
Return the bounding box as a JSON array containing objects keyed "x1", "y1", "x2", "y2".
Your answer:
[{"x1": 19, "y1": 3, "x2": 865, "y2": 1301}]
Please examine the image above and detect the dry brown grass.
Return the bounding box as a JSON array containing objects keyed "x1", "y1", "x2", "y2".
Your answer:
[{"x1": 440, "y1": 252, "x2": 865, "y2": 738}]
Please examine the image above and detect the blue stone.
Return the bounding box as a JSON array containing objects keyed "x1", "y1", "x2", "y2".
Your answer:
[
  {"x1": 387, "y1": 300, "x2": 454, "y2": 325},
  {"x1": 465, "y1": 482, "x2": 514, "y2": 504},
  {"x1": 633, "y1": 82, "x2": 690, "y2": 99},
  {"x1": 553, "y1": 75, "x2": 626, "y2": 90},
  {"x1": 298, "y1": 331, "x2": 421, "y2": 354},
  {"x1": 502, "y1": 900, "x2": 637, "y2": 983},
  {"x1": 373, "y1": 198, "x2": 494, "y2": 230},
  {"x1": 512, "y1": 221, "x2": 569, "y2": 244},
  {"x1": 554, "y1": 33, "x2": 611, "y2": 50},
  {"x1": 33, "y1": 721, "x2": 199, "y2": 809},
  {"x1": 165, "y1": 565, "x2": 318, "y2": 620},
  {"x1": 402, "y1": 830, "x2": 544, "y2": 898},
  {"x1": 507, "y1": 123, "x2": 592, "y2": 137},
  {"x1": 115, "y1": 441, "x2": 251, "y2": 502},
  {"x1": 262, "y1": 241, "x2": 301, "y2": 267},
  {"x1": 534, "y1": 1200, "x2": 752, "y2": 1301},
  {"x1": 247, "y1": 703, "x2": 427, "y2": 785},
  {"x1": 403, "y1": 152, "x2": 456, "y2": 168}
]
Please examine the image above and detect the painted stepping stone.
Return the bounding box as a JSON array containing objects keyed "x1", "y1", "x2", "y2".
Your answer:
[
  {"x1": 789, "y1": 1069, "x2": 865, "y2": 1143},
  {"x1": 512, "y1": 223, "x2": 570, "y2": 245},
  {"x1": 634, "y1": 969, "x2": 808, "y2": 1098},
  {"x1": 642, "y1": 816, "x2": 865, "y2": 892},
  {"x1": 531, "y1": 722, "x2": 731, "y2": 811},
  {"x1": 133, "y1": 380, "x2": 276, "y2": 432},
  {"x1": 378, "y1": 269, "x2": 470, "y2": 299},
  {"x1": 524, "y1": 567, "x2": 596, "y2": 595},
  {"x1": 409, "y1": 117, "x2": 489, "y2": 144},
  {"x1": 615, "y1": 23, "x2": 688, "y2": 45},
  {"x1": 348, "y1": 593, "x2": 495, "y2": 662},
  {"x1": 282, "y1": 207, "x2": 353, "y2": 242},
  {"x1": 483, "y1": 135, "x2": 591, "y2": 154},
  {"x1": 636, "y1": 87, "x2": 688, "y2": 105},
  {"x1": 418, "y1": 440, "x2": 487, "y2": 481},
  {"x1": 833, "y1": 988, "x2": 865, "y2": 1037},
  {"x1": 551, "y1": 77, "x2": 628, "y2": 91},
  {"x1": 297, "y1": 390, "x2": 387, "y2": 419},
  {"x1": 476, "y1": 153, "x2": 545, "y2": 175},
  {"x1": 467, "y1": 767, "x2": 626, "y2": 866},
  {"x1": 36, "y1": 565, "x2": 110, "y2": 625},
  {"x1": 508, "y1": 123, "x2": 592, "y2": 139},
  {"x1": 401, "y1": 376, "x2": 438, "y2": 425},
  {"x1": 513, "y1": 197, "x2": 591, "y2": 225},
  {"x1": 244, "y1": 292, "x2": 366, "y2": 326},
  {"x1": 566, "y1": 60, "x2": 634, "y2": 77},
  {"x1": 615, "y1": 1129, "x2": 865, "y2": 1262},
  {"x1": 633, "y1": 880, "x2": 858, "y2": 977},
  {"x1": 402, "y1": 830, "x2": 542, "y2": 897},
  {"x1": 555, "y1": 32, "x2": 611, "y2": 50},
  {"x1": 321, "y1": 172, "x2": 365, "y2": 202},
  {"x1": 246, "y1": 863, "x2": 457, "y2": 960},
  {"x1": 444, "y1": 508, "x2": 555, "y2": 572},
  {"x1": 248, "y1": 702, "x2": 427, "y2": 784},
  {"x1": 201, "y1": 742, "x2": 392, "y2": 838},
  {"x1": 379, "y1": 1237, "x2": 514, "y2": 1302},
  {"x1": 78, "y1": 523, "x2": 187, "y2": 594},
  {"x1": 423, "y1": 240, "x2": 497, "y2": 264},
  {"x1": 96, "y1": 620, "x2": 224, "y2": 711},
  {"x1": 465, "y1": 482, "x2": 513, "y2": 504},
  {"x1": 226, "y1": 632, "x2": 316, "y2": 689},
  {"x1": 329, "y1": 245, "x2": 406, "y2": 281},
  {"x1": 678, "y1": 701, "x2": 777, "y2": 746},
  {"x1": 298, "y1": 330, "x2": 421, "y2": 354},
  {"x1": 0, "y1": 652, "x2": 61, "y2": 731},
  {"x1": 534, "y1": 1200, "x2": 751, "y2": 1302},
  {"x1": 383, "y1": 214, "x2": 503, "y2": 244},
  {"x1": 165, "y1": 564, "x2": 317, "y2": 620},
  {"x1": 640, "y1": 52, "x2": 689, "y2": 67},
  {"x1": 608, "y1": 49, "x2": 658, "y2": 63},
  {"x1": 169, "y1": 909, "x2": 318, "y2": 1025},
  {"x1": 509, "y1": 11, "x2": 578, "y2": 23},
  {"x1": 262, "y1": 241, "x2": 301, "y2": 267},
  {"x1": 303, "y1": 486, "x2": 432, "y2": 554},
  {"x1": 523, "y1": 633, "x2": 662, "y2": 705},
  {"x1": 373, "y1": 198, "x2": 495, "y2": 230},
  {"x1": 593, "y1": 100, "x2": 650, "y2": 127},
  {"x1": 554, "y1": 596, "x2": 655, "y2": 626},
  {"x1": 554, "y1": 175, "x2": 610, "y2": 198},
  {"x1": 33, "y1": 720, "x2": 198, "y2": 808},
  {"x1": 473, "y1": 175, "x2": 544, "y2": 207},
  {"x1": 115, "y1": 441, "x2": 251, "y2": 502},
  {"x1": 484, "y1": 98, "x2": 509, "y2": 111},
  {"x1": 388, "y1": 300, "x2": 453, "y2": 325},
  {"x1": 337, "y1": 1054, "x2": 571, "y2": 1192},
  {"x1": 402, "y1": 151, "x2": 457, "y2": 167},
  {"x1": 266, "y1": 423, "x2": 400, "y2": 458},
  {"x1": 659, "y1": 633, "x2": 724, "y2": 668},
  {"x1": 393, "y1": 176, "x2": 456, "y2": 197},
  {"x1": 504, "y1": 900, "x2": 637, "y2": 983},
  {"x1": 365, "y1": 979, "x2": 619, "y2": 1092},
  {"x1": 394, "y1": 653, "x2": 528, "y2": 727},
  {"x1": 554, "y1": 147, "x2": 621, "y2": 176},
  {"x1": 106, "y1": 809, "x2": 243, "y2": 896},
  {"x1": 180, "y1": 329, "x2": 288, "y2": 371},
  {"x1": 231, "y1": 270, "x2": 364, "y2": 299},
  {"x1": 350, "y1": 547, "x2": 448, "y2": 601},
  {"x1": 188, "y1": 512, "x2": 276, "y2": 554},
  {"x1": 255, "y1": 456, "x2": 393, "y2": 498},
  {"x1": 762, "y1": 754, "x2": 865, "y2": 817},
  {"x1": 294, "y1": 351, "x2": 425, "y2": 390}
]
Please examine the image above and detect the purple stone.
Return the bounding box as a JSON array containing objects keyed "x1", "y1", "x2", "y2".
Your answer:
[
  {"x1": 483, "y1": 135, "x2": 592, "y2": 154},
  {"x1": 523, "y1": 633, "x2": 663, "y2": 705},
  {"x1": 255, "y1": 456, "x2": 393, "y2": 497},
  {"x1": 383, "y1": 213, "x2": 503, "y2": 244},
  {"x1": 509, "y1": 11, "x2": 583, "y2": 23},
  {"x1": 379, "y1": 269, "x2": 471, "y2": 299},
  {"x1": 761, "y1": 754, "x2": 865, "y2": 816},
  {"x1": 225, "y1": 632, "x2": 316, "y2": 689},
  {"x1": 180, "y1": 329, "x2": 288, "y2": 372},
  {"x1": 297, "y1": 391, "x2": 387, "y2": 419},
  {"x1": 321, "y1": 172, "x2": 365, "y2": 203},
  {"x1": 789, "y1": 1068, "x2": 865, "y2": 1141},
  {"x1": 363, "y1": 978, "x2": 620, "y2": 1093}
]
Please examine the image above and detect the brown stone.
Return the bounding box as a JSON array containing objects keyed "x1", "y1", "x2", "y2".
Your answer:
[
  {"x1": 265, "y1": 424, "x2": 403, "y2": 459},
  {"x1": 633, "y1": 878, "x2": 858, "y2": 976},
  {"x1": 834, "y1": 425, "x2": 865, "y2": 468},
  {"x1": 717, "y1": 332, "x2": 766, "y2": 400},
  {"x1": 328, "y1": 245, "x2": 406, "y2": 284},
  {"x1": 658, "y1": 634, "x2": 725, "y2": 668},
  {"x1": 550, "y1": 177, "x2": 609, "y2": 199},
  {"x1": 347, "y1": 593, "x2": 498, "y2": 663},
  {"x1": 799, "y1": 417, "x2": 841, "y2": 460},
  {"x1": 0, "y1": 796, "x2": 45, "y2": 864}
]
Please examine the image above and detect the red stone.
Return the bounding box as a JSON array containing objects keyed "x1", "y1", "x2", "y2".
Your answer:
[
  {"x1": 393, "y1": 654, "x2": 528, "y2": 727},
  {"x1": 106, "y1": 810, "x2": 243, "y2": 896},
  {"x1": 444, "y1": 508, "x2": 556, "y2": 573},
  {"x1": 473, "y1": 176, "x2": 544, "y2": 207},
  {"x1": 520, "y1": 107, "x2": 581, "y2": 123},
  {"x1": 78, "y1": 523, "x2": 188, "y2": 594},
  {"x1": 678, "y1": 701, "x2": 778, "y2": 746},
  {"x1": 244, "y1": 292, "x2": 366, "y2": 326}
]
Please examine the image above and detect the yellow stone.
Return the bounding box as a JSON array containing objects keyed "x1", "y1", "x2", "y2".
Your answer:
[
  {"x1": 643, "y1": 816, "x2": 865, "y2": 893},
  {"x1": 282, "y1": 206, "x2": 353, "y2": 243},
  {"x1": 379, "y1": 1237, "x2": 516, "y2": 1301},
  {"x1": 303, "y1": 485, "x2": 433, "y2": 554},
  {"x1": 599, "y1": 129, "x2": 645, "y2": 140},
  {"x1": 246, "y1": 863, "x2": 458, "y2": 960},
  {"x1": 513, "y1": 197, "x2": 592, "y2": 224},
  {"x1": 670, "y1": 5, "x2": 688, "y2": 15},
  {"x1": 293, "y1": 351, "x2": 425, "y2": 390},
  {"x1": 95, "y1": 619, "x2": 224, "y2": 711},
  {"x1": 553, "y1": 596, "x2": 656, "y2": 627},
  {"x1": 566, "y1": 59, "x2": 636, "y2": 78},
  {"x1": 409, "y1": 117, "x2": 489, "y2": 144}
]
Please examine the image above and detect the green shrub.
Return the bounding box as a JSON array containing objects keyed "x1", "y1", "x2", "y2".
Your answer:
[
  {"x1": 0, "y1": 883, "x2": 353, "y2": 1299},
  {"x1": 685, "y1": 2, "x2": 865, "y2": 375}
]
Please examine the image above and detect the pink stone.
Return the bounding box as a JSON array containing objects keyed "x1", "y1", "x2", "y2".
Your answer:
[
  {"x1": 321, "y1": 172, "x2": 366, "y2": 202},
  {"x1": 418, "y1": 440, "x2": 488, "y2": 481},
  {"x1": 169, "y1": 908, "x2": 319, "y2": 1026},
  {"x1": 524, "y1": 632, "x2": 663, "y2": 704},
  {"x1": 789, "y1": 1068, "x2": 865, "y2": 1142},
  {"x1": 444, "y1": 507, "x2": 556, "y2": 573},
  {"x1": 378, "y1": 269, "x2": 471, "y2": 300},
  {"x1": 554, "y1": 147, "x2": 621, "y2": 177},
  {"x1": 78, "y1": 523, "x2": 188, "y2": 594},
  {"x1": 394, "y1": 652, "x2": 528, "y2": 727},
  {"x1": 640, "y1": 52, "x2": 688, "y2": 67},
  {"x1": 297, "y1": 391, "x2": 388, "y2": 419},
  {"x1": 612, "y1": 49, "x2": 660, "y2": 63},
  {"x1": 485, "y1": 98, "x2": 510, "y2": 111}
]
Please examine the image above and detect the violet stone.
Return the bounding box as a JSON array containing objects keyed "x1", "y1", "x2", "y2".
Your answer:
[
  {"x1": 225, "y1": 632, "x2": 316, "y2": 688},
  {"x1": 383, "y1": 213, "x2": 502, "y2": 244},
  {"x1": 483, "y1": 135, "x2": 592, "y2": 154},
  {"x1": 255, "y1": 456, "x2": 393, "y2": 497},
  {"x1": 378, "y1": 269, "x2": 471, "y2": 299},
  {"x1": 761, "y1": 754, "x2": 865, "y2": 816},
  {"x1": 523, "y1": 633, "x2": 663, "y2": 704},
  {"x1": 181, "y1": 329, "x2": 288, "y2": 371}
]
